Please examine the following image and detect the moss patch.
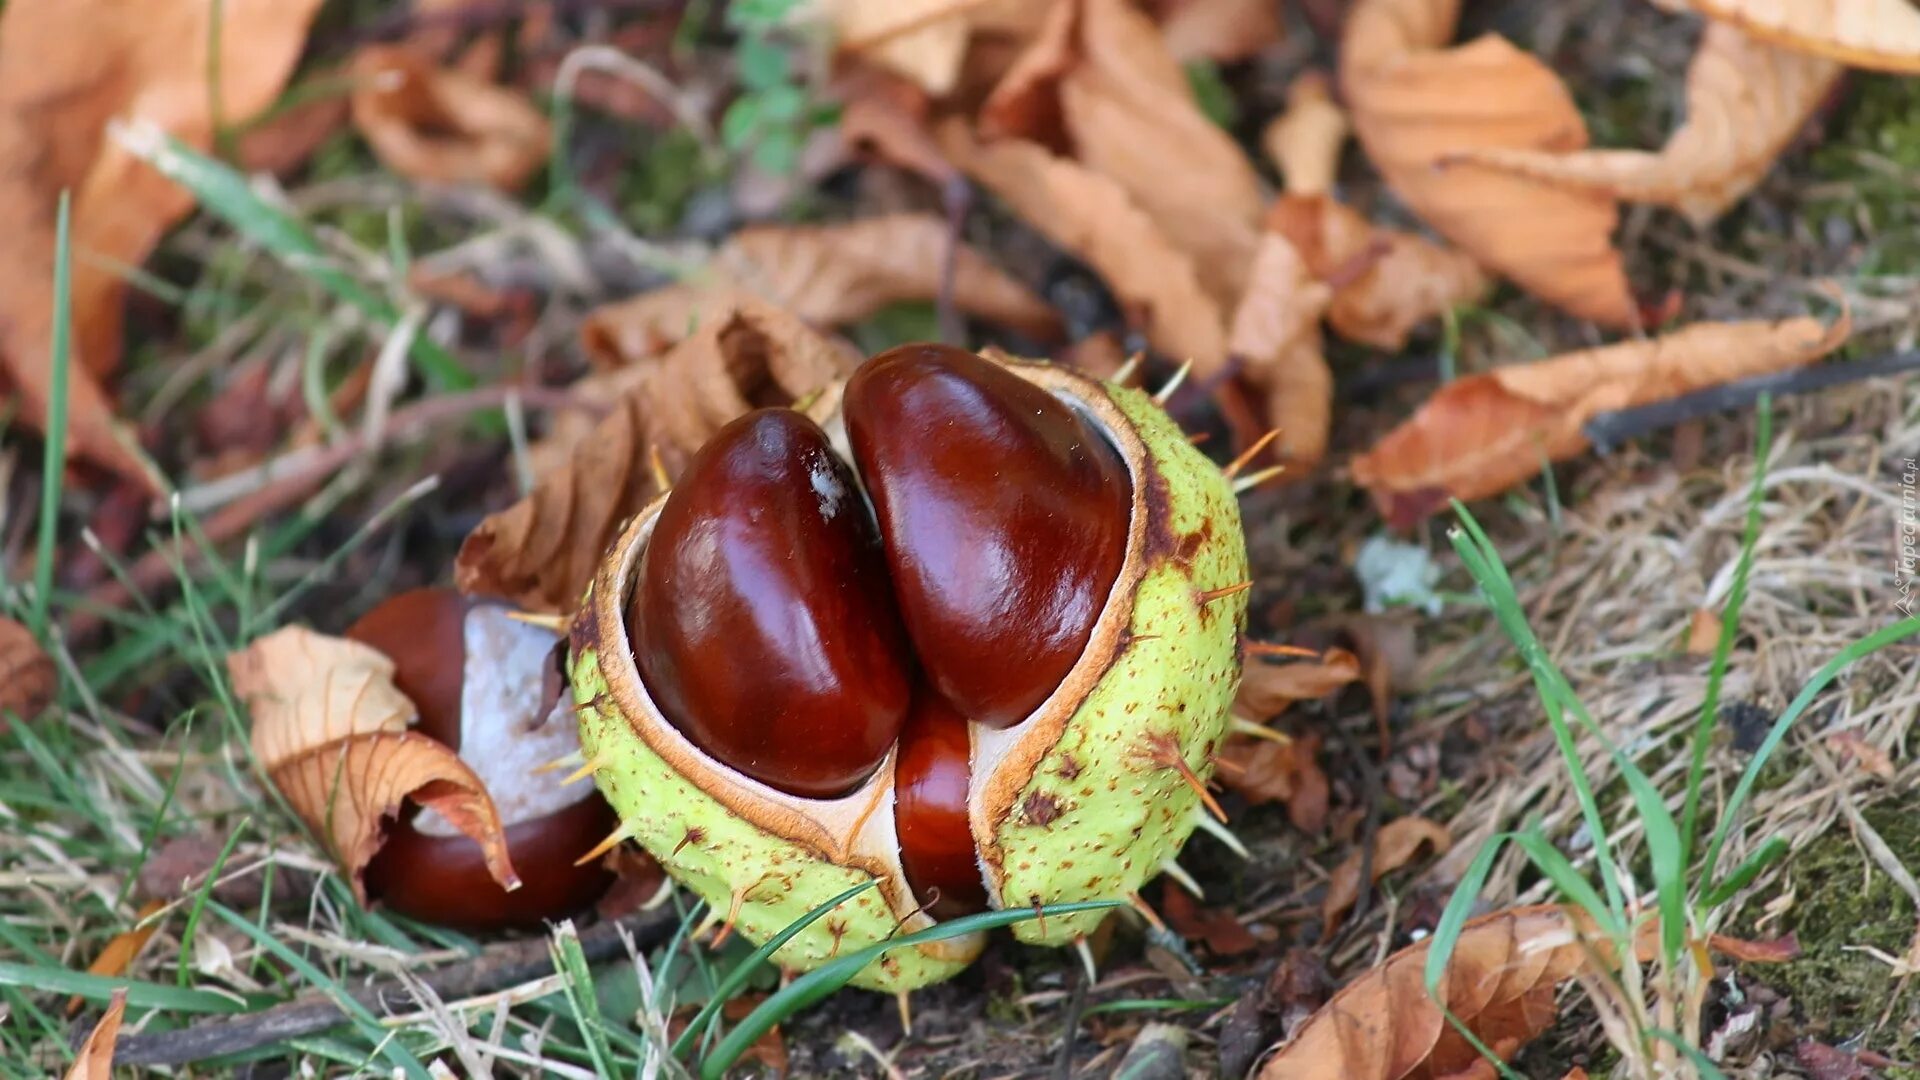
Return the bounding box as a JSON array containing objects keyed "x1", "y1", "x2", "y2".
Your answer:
[
  {"x1": 1738, "y1": 795, "x2": 1919, "y2": 1055},
  {"x1": 1811, "y1": 74, "x2": 1920, "y2": 271}
]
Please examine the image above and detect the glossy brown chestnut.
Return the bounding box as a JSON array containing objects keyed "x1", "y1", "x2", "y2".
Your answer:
[
  {"x1": 630, "y1": 409, "x2": 916, "y2": 798},
  {"x1": 348, "y1": 588, "x2": 617, "y2": 931},
  {"x1": 893, "y1": 690, "x2": 988, "y2": 919},
  {"x1": 844, "y1": 344, "x2": 1132, "y2": 728}
]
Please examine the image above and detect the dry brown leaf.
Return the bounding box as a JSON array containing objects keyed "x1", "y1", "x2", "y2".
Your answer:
[
  {"x1": 1320, "y1": 816, "x2": 1452, "y2": 932},
  {"x1": 66, "y1": 989, "x2": 127, "y2": 1080},
  {"x1": 1319, "y1": 613, "x2": 1419, "y2": 736},
  {"x1": 940, "y1": 121, "x2": 1228, "y2": 368},
  {"x1": 1707, "y1": 931, "x2": 1801, "y2": 963},
  {"x1": 591, "y1": 214, "x2": 1059, "y2": 348},
  {"x1": 1237, "y1": 647, "x2": 1362, "y2": 719},
  {"x1": 837, "y1": 68, "x2": 960, "y2": 186},
  {"x1": 1264, "y1": 70, "x2": 1349, "y2": 196},
  {"x1": 1257, "y1": 905, "x2": 1592, "y2": 1080},
  {"x1": 829, "y1": 0, "x2": 977, "y2": 96},
  {"x1": 1268, "y1": 194, "x2": 1491, "y2": 351},
  {"x1": 228, "y1": 626, "x2": 521, "y2": 902},
  {"x1": 460, "y1": 296, "x2": 854, "y2": 612},
  {"x1": 349, "y1": 44, "x2": 549, "y2": 190},
  {"x1": 1827, "y1": 731, "x2": 1896, "y2": 781},
  {"x1": 1160, "y1": 883, "x2": 1263, "y2": 956},
  {"x1": 1214, "y1": 731, "x2": 1330, "y2": 834},
  {"x1": 68, "y1": 899, "x2": 168, "y2": 1016},
  {"x1": 1340, "y1": 0, "x2": 1637, "y2": 328},
  {"x1": 1665, "y1": 0, "x2": 1920, "y2": 72},
  {"x1": 980, "y1": 0, "x2": 1264, "y2": 307},
  {"x1": 1151, "y1": 0, "x2": 1284, "y2": 62},
  {"x1": 1686, "y1": 606, "x2": 1724, "y2": 656},
  {"x1": 1351, "y1": 312, "x2": 1851, "y2": 524},
  {"x1": 1228, "y1": 230, "x2": 1334, "y2": 467},
  {"x1": 0, "y1": 0, "x2": 323, "y2": 488},
  {"x1": 0, "y1": 617, "x2": 56, "y2": 728},
  {"x1": 1445, "y1": 23, "x2": 1843, "y2": 226}
]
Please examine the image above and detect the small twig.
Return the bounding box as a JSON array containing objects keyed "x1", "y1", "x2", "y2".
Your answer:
[
  {"x1": 1334, "y1": 720, "x2": 1384, "y2": 934},
  {"x1": 1051, "y1": 967, "x2": 1091, "y2": 1080},
  {"x1": 109, "y1": 908, "x2": 678, "y2": 1066},
  {"x1": 1584, "y1": 351, "x2": 1920, "y2": 453}
]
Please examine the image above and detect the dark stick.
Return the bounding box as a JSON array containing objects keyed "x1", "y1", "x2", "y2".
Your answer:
[
  {"x1": 1050, "y1": 967, "x2": 1091, "y2": 1080},
  {"x1": 1583, "y1": 351, "x2": 1920, "y2": 453},
  {"x1": 110, "y1": 908, "x2": 679, "y2": 1067}
]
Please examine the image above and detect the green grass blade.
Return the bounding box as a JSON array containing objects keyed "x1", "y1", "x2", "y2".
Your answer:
[
  {"x1": 1650, "y1": 1028, "x2": 1730, "y2": 1080},
  {"x1": 0, "y1": 961, "x2": 248, "y2": 1014},
  {"x1": 30, "y1": 191, "x2": 73, "y2": 641},
  {"x1": 1425, "y1": 833, "x2": 1507, "y2": 996},
  {"x1": 670, "y1": 880, "x2": 876, "y2": 1059},
  {"x1": 550, "y1": 922, "x2": 619, "y2": 1078},
  {"x1": 1618, "y1": 764, "x2": 1689, "y2": 964},
  {"x1": 701, "y1": 901, "x2": 1122, "y2": 1080},
  {"x1": 1702, "y1": 836, "x2": 1788, "y2": 910},
  {"x1": 1508, "y1": 827, "x2": 1622, "y2": 939},
  {"x1": 1682, "y1": 402, "x2": 1772, "y2": 863}
]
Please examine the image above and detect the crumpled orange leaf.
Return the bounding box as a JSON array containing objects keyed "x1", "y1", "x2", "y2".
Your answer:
[
  {"x1": 1257, "y1": 905, "x2": 1592, "y2": 1080},
  {"x1": 1150, "y1": 0, "x2": 1284, "y2": 63},
  {"x1": 349, "y1": 43, "x2": 549, "y2": 190},
  {"x1": 68, "y1": 899, "x2": 167, "y2": 1016},
  {"x1": 981, "y1": 0, "x2": 1264, "y2": 308},
  {"x1": 1351, "y1": 312, "x2": 1851, "y2": 524},
  {"x1": 1662, "y1": 0, "x2": 1920, "y2": 73},
  {"x1": 0, "y1": 0, "x2": 323, "y2": 489},
  {"x1": 589, "y1": 214, "x2": 1059, "y2": 348},
  {"x1": 1264, "y1": 70, "x2": 1349, "y2": 197},
  {"x1": 1320, "y1": 816, "x2": 1452, "y2": 932},
  {"x1": 1228, "y1": 230, "x2": 1334, "y2": 467},
  {"x1": 1161, "y1": 883, "x2": 1263, "y2": 956},
  {"x1": 1340, "y1": 0, "x2": 1637, "y2": 328},
  {"x1": 1236, "y1": 647, "x2": 1362, "y2": 719},
  {"x1": 0, "y1": 616, "x2": 56, "y2": 728},
  {"x1": 1444, "y1": 22, "x2": 1843, "y2": 226},
  {"x1": 940, "y1": 120, "x2": 1228, "y2": 368},
  {"x1": 66, "y1": 989, "x2": 127, "y2": 1080},
  {"x1": 460, "y1": 296, "x2": 854, "y2": 612},
  {"x1": 228, "y1": 626, "x2": 521, "y2": 903},
  {"x1": 1214, "y1": 731, "x2": 1330, "y2": 834}
]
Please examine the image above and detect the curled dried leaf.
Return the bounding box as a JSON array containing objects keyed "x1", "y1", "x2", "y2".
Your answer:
[
  {"x1": 1320, "y1": 816, "x2": 1451, "y2": 932},
  {"x1": 1257, "y1": 906, "x2": 1593, "y2": 1080},
  {"x1": 1227, "y1": 231, "x2": 1334, "y2": 467},
  {"x1": 349, "y1": 44, "x2": 549, "y2": 190},
  {"x1": 66, "y1": 989, "x2": 127, "y2": 1080},
  {"x1": 0, "y1": 0, "x2": 322, "y2": 488},
  {"x1": 0, "y1": 617, "x2": 55, "y2": 727},
  {"x1": 1236, "y1": 647, "x2": 1362, "y2": 719},
  {"x1": 68, "y1": 899, "x2": 168, "y2": 1016},
  {"x1": 940, "y1": 121, "x2": 1228, "y2": 369},
  {"x1": 1665, "y1": 0, "x2": 1920, "y2": 72},
  {"x1": 1264, "y1": 70, "x2": 1348, "y2": 196},
  {"x1": 1351, "y1": 312, "x2": 1851, "y2": 524},
  {"x1": 1161, "y1": 884, "x2": 1263, "y2": 956},
  {"x1": 1445, "y1": 23, "x2": 1843, "y2": 226},
  {"x1": 1151, "y1": 0, "x2": 1284, "y2": 62},
  {"x1": 1341, "y1": 0, "x2": 1637, "y2": 327},
  {"x1": 1214, "y1": 731, "x2": 1330, "y2": 834},
  {"x1": 1268, "y1": 194, "x2": 1490, "y2": 351},
  {"x1": 228, "y1": 627, "x2": 520, "y2": 902},
  {"x1": 587, "y1": 214, "x2": 1059, "y2": 347},
  {"x1": 837, "y1": 68, "x2": 960, "y2": 186},
  {"x1": 830, "y1": 0, "x2": 976, "y2": 95},
  {"x1": 461, "y1": 297, "x2": 854, "y2": 612}
]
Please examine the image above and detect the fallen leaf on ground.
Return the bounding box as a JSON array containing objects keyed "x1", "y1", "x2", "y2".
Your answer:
[
  {"x1": 460, "y1": 296, "x2": 853, "y2": 612},
  {"x1": 1214, "y1": 731, "x2": 1330, "y2": 834},
  {"x1": 1445, "y1": 23, "x2": 1843, "y2": 226},
  {"x1": 981, "y1": 0, "x2": 1264, "y2": 306},
  {"x1": 1340, "y1": 0, "x2": 1637, "y2": 327},
  {"x1": 1151, "y1": 0, "x2": 1284, "y2": 62},
  {"x1": 0, "y1": 617, "x2": 56, "y2": 727},
  {"x1": 1828, "y1": 730, "x2": 1896, "y2": 781},
  {"x1": 1707, "y1": 931, "x2": 1801, "y2": 963},
  {"x1": 1236, "y1": 647, "x2": 1362, "y2": 719},
  {"x1": 1264, "y1": 70, "x2": 1348, "y2": 196},
  {"x1": 235, "y1": 84, "x2": 352, "y2": 177},
  {"x1": 940, "y1": 121, "x2": 1228, "y2": 368},
  {"x1": 228, "y1": 626, "x2": 521, "y2": 902},
  {"x1": 1686, "y1": 606, "x2": 1724, "y2": 655},
  {"x1": 1664, "y1": 0, "x2": 1920, "y2": 73},
  {"x1": 66, "y1": 990, "x2": 127, "y2": 1080},
  {"x1": 68, "y1": 899, "x2": 168, "y2": 1016},
  {"x1": 1319, "y1": 613, "x2": 1419, "y2": 736},
  {"x1": 1256, "y1": 905, "x2": 1591, "y2": 1079},
  {"x1": 1320, "y1": 816, "x2": 1452, "y2": 932},
  {"x1": 829, "y1": 0, "x2": 976, "y2": 96},
  {"x1": 1227, "y1": 230, "x2": 1334, "y2": 466},
  {"x1": 1351, "y1": 312, "x2": 1851, "y2": 524},
  {"x1": 0, "y1": 0, "x2": 324, "y2": 488},
  {"x1": 587, "y1": 214, "x2": 1059, "y2": 350},
  {"x1": 1561, "y1": 1070, "x2": 1590, "y2": 1080},
  {"x1": 1268, "y1": 194, "x2": 1491, "y2": 351},
  {"x1": 671, "y1": 994, "x2": 790, "y2": 1075},
  {"x1": 1161, "y1": 883, "x2": 1263, "y2": 956},
  {"x1": 349, "y1": 44, "x2": 550, "y2": 190},
  {"x1": 837, "y1": 68, "x2": 960, "y2": 186}
]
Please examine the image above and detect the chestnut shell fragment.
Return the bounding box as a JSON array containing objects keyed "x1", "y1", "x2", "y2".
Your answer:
[
  {"x1": 629, "y1": 409, "x2": 916, "y2": 799},
  {"x1": 844, "y1": 343, "x2": 1133, "y2": 728}
]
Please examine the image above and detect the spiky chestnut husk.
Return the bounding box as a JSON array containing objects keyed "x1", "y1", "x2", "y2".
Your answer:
[{"x1": 567, "y1": 356, "x2": 1247, "y2": 991}]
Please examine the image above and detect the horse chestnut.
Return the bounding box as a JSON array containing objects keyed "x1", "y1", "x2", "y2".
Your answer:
[
  {"x1": 572, "y1": 348, "x2": 1248, "y2": 990},
  {"x1": 349, "y1": 588, "x2": 617, "y2": 931}
]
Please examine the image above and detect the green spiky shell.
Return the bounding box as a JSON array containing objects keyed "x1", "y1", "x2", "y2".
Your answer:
[{"x1": 569, "y1": 361, "x2": 1247, "y2": 990}]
